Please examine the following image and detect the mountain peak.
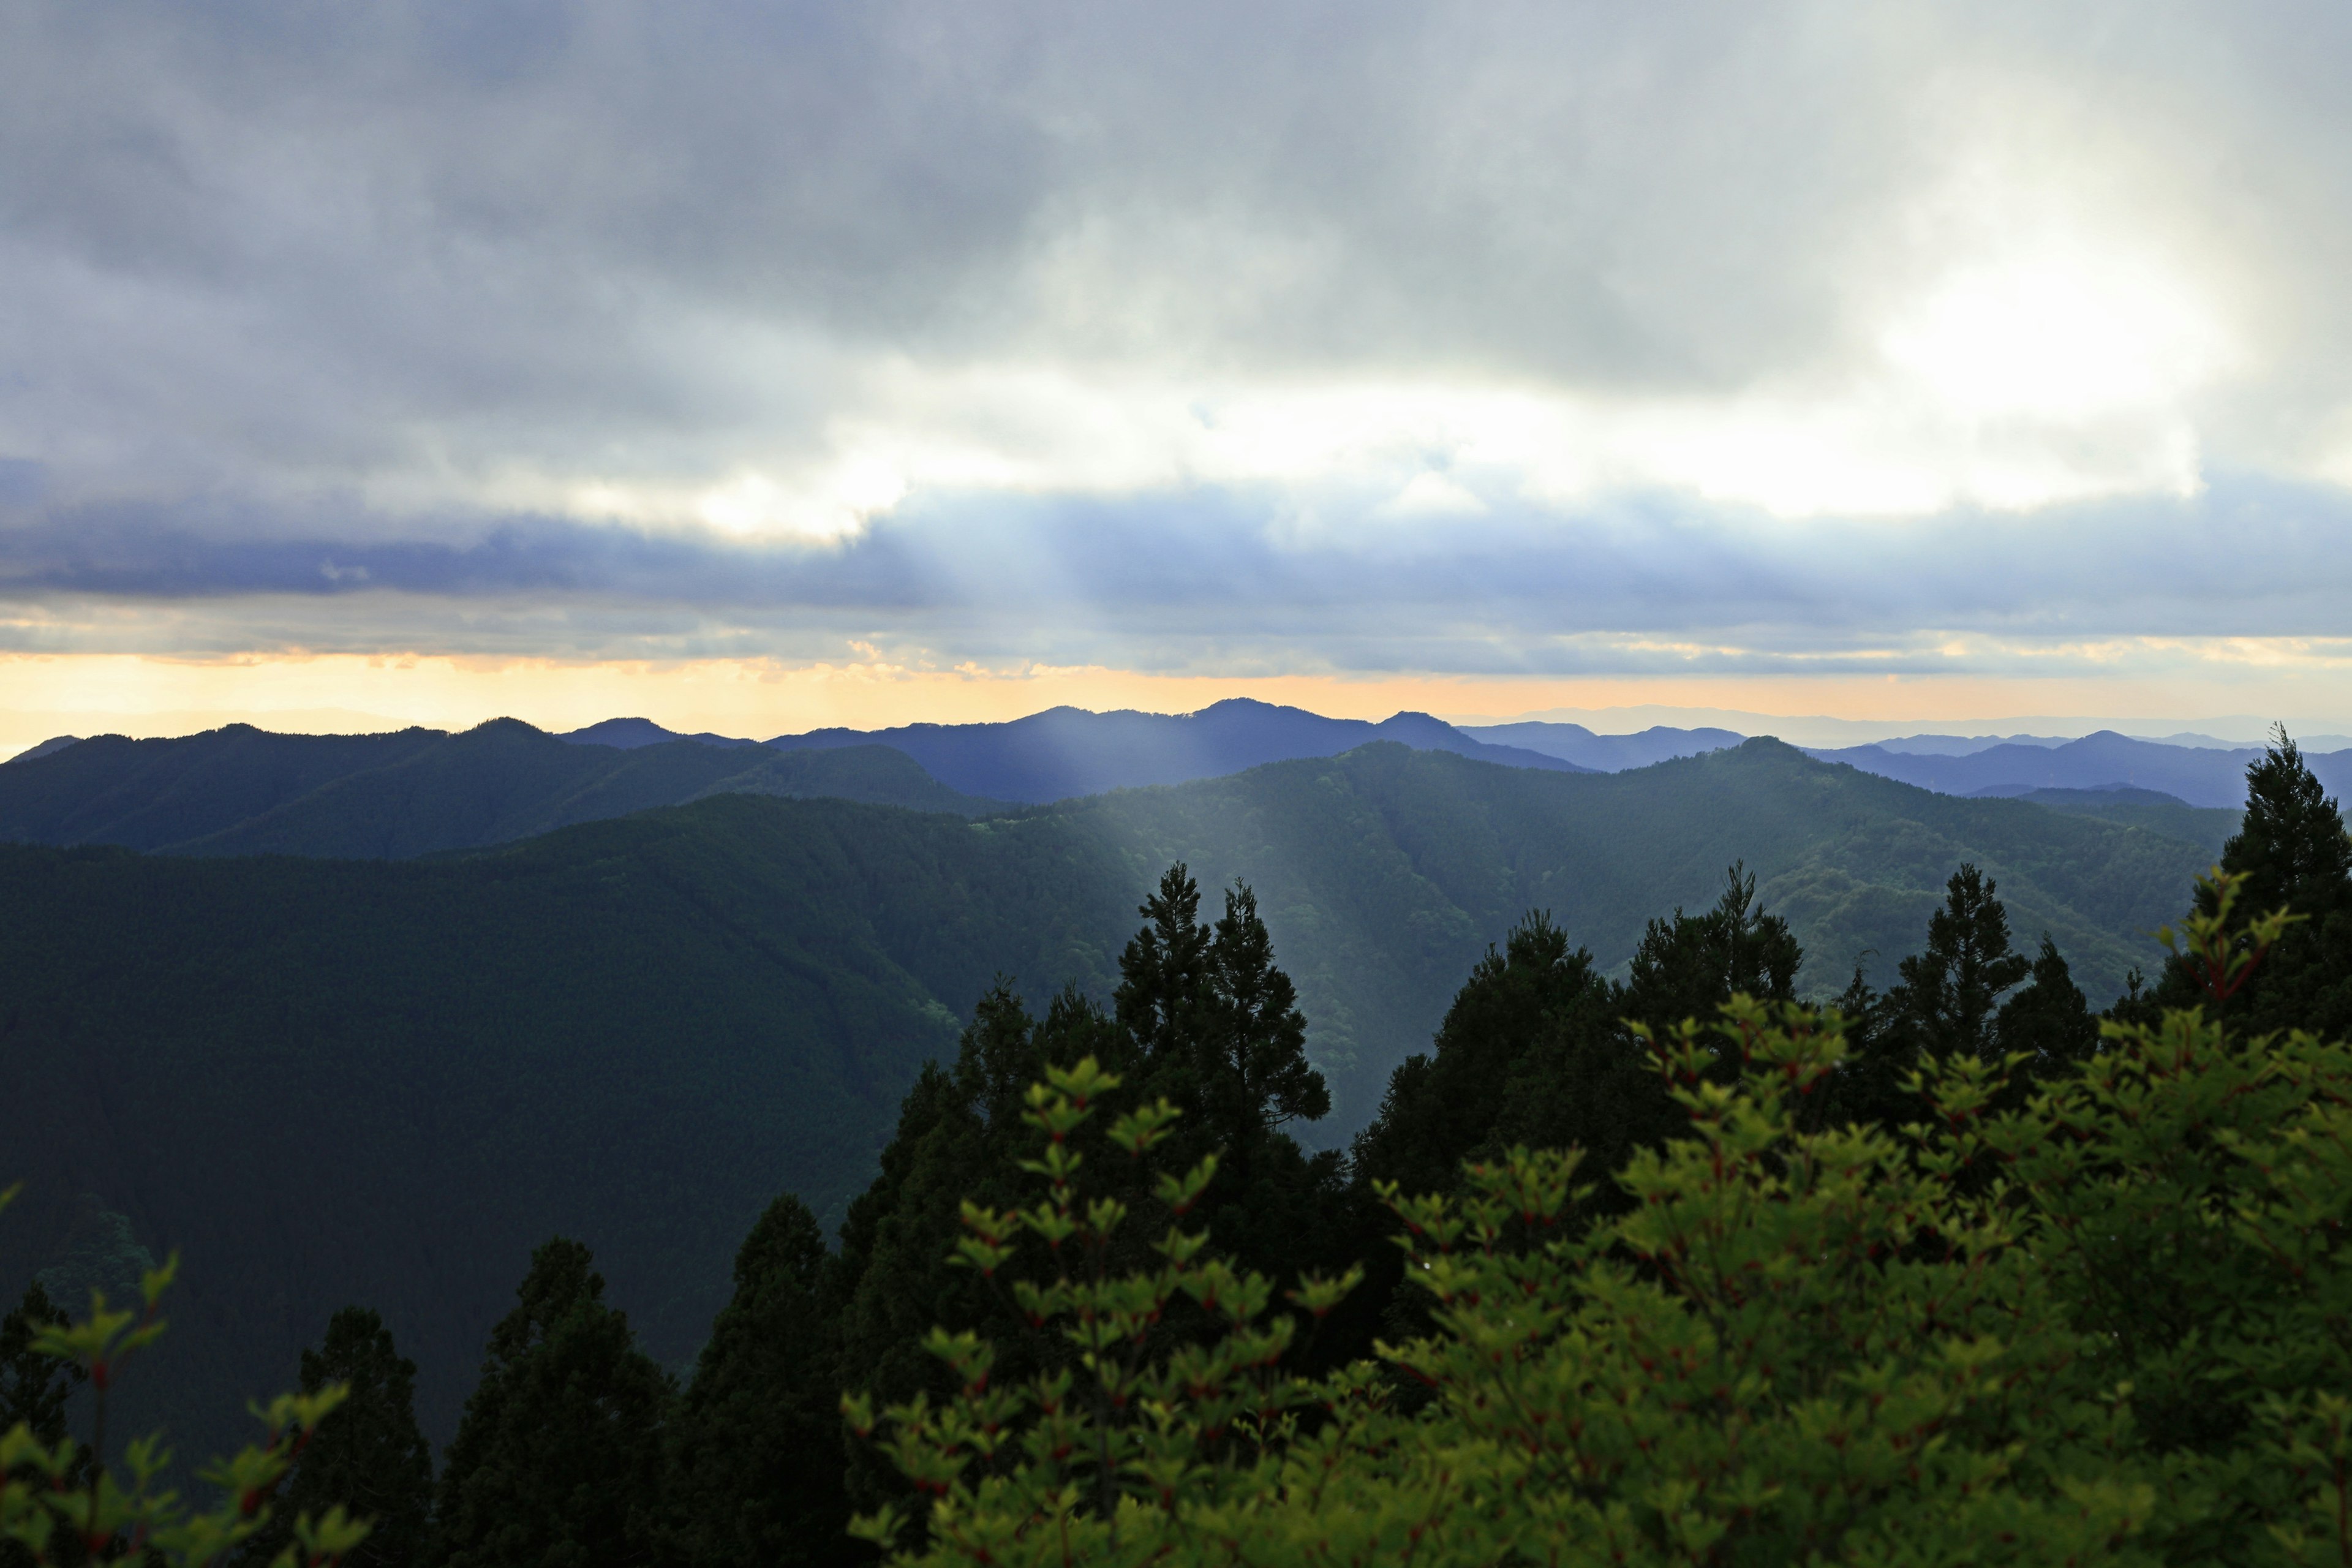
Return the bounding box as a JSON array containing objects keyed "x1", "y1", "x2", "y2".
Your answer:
[
  {"x1": 562, "y1": 717, "x2": 761, "y2": 750},
  {"x1": 564, "y1": 716, "x2": 679, "y2": 748}
]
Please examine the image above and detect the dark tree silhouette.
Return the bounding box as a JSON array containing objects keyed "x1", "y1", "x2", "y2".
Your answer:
[
  {"x1": 1996, "y1": 935, "x2": 2100, "y2": 1069},
  {"x1": 1887, "y1": 864, "x2": 2032, "y2": 1062},
  {"x1": 670, "y1": 1196, "x2": 854, "y2": 1568},
  {"x1": 243, "y1": 1308, "x2": 433, "y2": 1568},
  {"x1": 428, "y1": 1240, "x2": 673, "y2": 1568},
  {"x1": 1621, "y1": 863, "x2": 1803, "y2": 1038}
]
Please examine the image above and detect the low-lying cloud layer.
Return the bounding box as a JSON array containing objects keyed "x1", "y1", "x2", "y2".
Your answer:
[{"x1": 4, "y1": 0, "x2": 2350, "y2": 701}]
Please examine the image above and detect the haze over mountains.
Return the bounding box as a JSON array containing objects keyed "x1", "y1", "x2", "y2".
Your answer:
[{"x1": 761, "y1": 701, "x2": 1594, "y2": 801}]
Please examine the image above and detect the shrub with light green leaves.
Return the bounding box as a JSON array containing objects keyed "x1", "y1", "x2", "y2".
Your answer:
[
  {"x1": 853, "y1": 869, "x2": 2352, "y2": 1567},
  {"x1": 0, "y1": 1201, "x2": 368, "y2": 1568}
]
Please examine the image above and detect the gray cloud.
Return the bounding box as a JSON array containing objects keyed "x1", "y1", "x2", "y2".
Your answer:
[
  {"x1": 2, "y1": 0, "x2": 2351, "y2": 677},
  {"x1": 5, "y1": 475, "x2": 2348, "y2": 674}
]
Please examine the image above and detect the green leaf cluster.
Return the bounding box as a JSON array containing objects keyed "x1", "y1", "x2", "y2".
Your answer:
[{"x1": 856, "y1": 867, "x2": 2352, "y2": 1567}]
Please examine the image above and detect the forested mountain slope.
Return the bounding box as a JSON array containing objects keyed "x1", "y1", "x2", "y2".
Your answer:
[
  {"x1": 0, "y1": 796, "x2": 1137, "y2": 1461},
  {"x1": 2005, "y1": 786, "x2": 2243, "y2": 856},
  {"x1": 1052, "y1": 739, "x2": 2206, "y2": 1118},
  {"x1": 0, "y1": 719, "x2": 995, "y2": 853},
  {"x1": 0, "y1": 739, "x2": 2214, "y2": 1459}
]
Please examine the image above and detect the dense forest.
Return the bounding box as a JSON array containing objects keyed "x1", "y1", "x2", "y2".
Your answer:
[{"x1": 9, "y1": 733, "x2": 2347, "y2": 1564}]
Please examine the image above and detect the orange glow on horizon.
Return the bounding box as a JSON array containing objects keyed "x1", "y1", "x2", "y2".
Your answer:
[{"x1": 4, "y1": 651, "x2": 2348, "y2": 759}]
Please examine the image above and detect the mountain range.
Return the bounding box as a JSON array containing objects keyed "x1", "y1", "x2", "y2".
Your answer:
[
  {"x1": 1803, "y1": 730, "x2": 2352, "y2": 809},
  {"x1": 0, "y1": 719, "x2": 997, "y2": 855},
  {"x1": 14, "y1": 699, "x2": 2346, "y2": 822},
  {"x1": 763, "y1": 699, "x2": 1593, "y2": 801},
  {"x1": 1, "y1": 737, "x2": 2223, "y2": 1460}
]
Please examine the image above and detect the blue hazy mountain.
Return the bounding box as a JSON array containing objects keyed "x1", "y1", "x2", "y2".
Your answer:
[
  {"x1": 766, "y1": 696, "x2": 1594, "y2": 802},
  {"x1": 1804, "y1": 731, "x2": 2352, "y2": 809},
  {"x1": 1455, "y1": 721, "x2": 1745, "y2": 771}
]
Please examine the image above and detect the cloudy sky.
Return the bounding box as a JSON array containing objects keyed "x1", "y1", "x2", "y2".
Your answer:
[{"x1": 4, "y1": 0, "x2": 2351, "y2": 746}]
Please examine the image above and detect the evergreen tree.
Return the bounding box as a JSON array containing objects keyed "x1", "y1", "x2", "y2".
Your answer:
[
  {"x1": 670, "y1": 1196, "x2": 851, "y2": 1568},
  {"x1": 1351, "y1": 912, "x2": 1631, "y2": 1203},
  {"x1": 2158, "y1": 726, "x2": 2352, "y2": 1036},
  {"x1": 1812, "y1": 959, "x2": 1909, "y2": 1131},
  {"x1": 1114, "y1": 865, "x2": 1216, "y2": 1065},
  {"x1": 1115, "y1": 865, "x2": 1332, "y2": 1150},
  {"x1": 1108, "y1": 867, "x2": 1345, "y2": 1283},
  {"x1": 243, "y1": 1308, "x2": 432, "y2": 1568},
  {"x1": 1620, "y1": 863, "x2": 1802, "y2": 1037},
  {"x1": 1196, "y1": 884, "x2": 1327, "y2": 1183},
  {"x1": 840, "y1": 865, "x2": 1347, "y2": 1433},
  {"x1": 1995, "y1": 935, "x2": 2100, "y2": 1068},
  {"x1": 429, "y1": 1240, "x2": 673, "y2": 1568},
  {"x1": 1885, "y1": 864, "x2": 2030, "y2": 1062},
  {"x1": 1355, "y1": 874, "x2": 1798, "y2": 1214},
  {"x1": 834, "y1": 984, "x2": 1120, "y2": 1512}
]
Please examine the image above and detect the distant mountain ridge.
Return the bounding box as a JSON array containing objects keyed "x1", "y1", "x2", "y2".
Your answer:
[
  {"x1": 15, "y1": 704, "x2": 2351, "y2": 832},
  {"x1": 1803, "y1": 730, "x2": 2352, "y2": 809},
  {"x1": 766, "y1": 697, "x2": 1594, "y2": 802},
  {"x1": 1455, "y1": 721, "x2": 1744, "y2": 771},
  {"x1": 560, "y1": 716, "x2": 764, "y2": 750},
  {"x1": 0, "y1": 720, "x2": 999, "y2": 855}
]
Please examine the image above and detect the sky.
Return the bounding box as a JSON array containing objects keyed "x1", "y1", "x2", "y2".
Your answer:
[{"x1": 6, "y1": 0, "x2": 2352, "y2": 752}]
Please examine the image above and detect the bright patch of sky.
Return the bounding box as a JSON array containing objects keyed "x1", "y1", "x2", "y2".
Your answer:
[{"x1": 2, "y1": 0, "x2": 2349, "y2": 725}]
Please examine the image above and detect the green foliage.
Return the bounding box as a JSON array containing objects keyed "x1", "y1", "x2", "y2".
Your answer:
[
  {"x1": 428, "y1": 1240, "x2": 673, "y2": 1568},
  {"x1": 0, "y1": 1191, "x2": 368, "y2": 1568},
  {"x1": 1972, "y1": 872, "x2": 2336, "y2": 1564},
  {"x1": 1, "y1": 1284, "x2": 85, "y2": 1463},
  {"x1": 843, "y1": 1058, "x2": 1360, "y2": 1566},
  {"x1": 856, "y1": 870, "x2": 2352, "y2": 1567},
  {"x1": 671, "y1": 1197, "x2": 856, "y2": 1568},
  {"x1": 2155, "y1": 726, "x2": 2352, "y2": 1039},
  {"x1": 1, "y1": 1283, "x2": 90, "y2": 1568},
  {"x1": 240, "y1": 1311, "x2": 431, "y2": 1568},
  {"x1": 835, "y1": 984, "x2": 1130, "y2": 1511},
  {"x1": 1117, "y1": 866, "x2": 1331, "y2": 1179},
  {"x1": 835, "y1": 870, "x2": 1352, "y2": 1521}
]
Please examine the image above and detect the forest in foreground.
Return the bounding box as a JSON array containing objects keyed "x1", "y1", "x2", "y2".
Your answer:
[{"x1": 6, "y1": 732, "x2": 2351, "y2": 1566}]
